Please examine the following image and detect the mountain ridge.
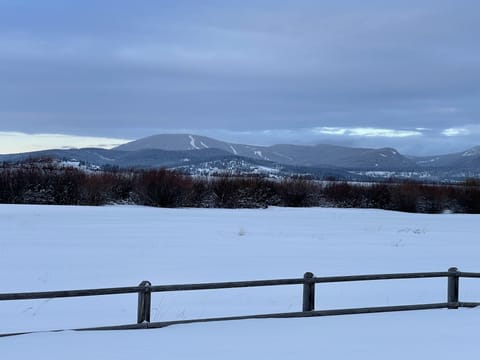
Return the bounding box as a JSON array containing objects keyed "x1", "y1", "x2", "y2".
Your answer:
[
  {"x1": 1, "y1": 133, "x2": 479, "y2": 182},
  {"x1": 114, "y1": 134, "x2": 416, "y2": 169}
]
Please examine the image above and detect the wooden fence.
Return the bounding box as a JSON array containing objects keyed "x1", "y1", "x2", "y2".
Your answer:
[{"x1": 1, "y1": 267, "x2": 479, "y2": 337}]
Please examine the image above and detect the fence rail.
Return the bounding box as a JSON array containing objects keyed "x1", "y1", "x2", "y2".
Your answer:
[
  {"x1": 0, "y1": 267, "x2": 478, "y2": 337},
  {"x1": 0, "y1": 271, "x2": 459, "y2": 301}
]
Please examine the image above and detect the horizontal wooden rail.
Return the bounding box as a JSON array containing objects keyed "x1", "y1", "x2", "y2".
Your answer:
[
  {"x1": 3, "y1": 301, "x2": 480, "y2": 338},
  {"x1": 1, "y1": 267, "x2": 479, "y2": 338},
  {"x1": 313, "y1": 271, "x2": 451, "y2": 283},
  {"x1": 0, "y1": 286, "x2": 142, "y2": 301},
  {"x1": 149, "y1": 278, "x2": 305, "y2": 292},
  {"x1": 459, "y1": 301, "x2": 480, "y2": 307},
  {"x1": 79, "y1": 302, "x2": 453, "y2": 331},
  {"x1": 457, "y1": 272, "x2": 480, "y2": 278},
  {"x1": 0, "y1": 271, "x2": 459, "y2": 301}
]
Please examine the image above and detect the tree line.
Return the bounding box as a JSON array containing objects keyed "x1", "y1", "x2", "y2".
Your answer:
[{"x1": 0, "y1": 161, "x2": 479, "y2": 213}]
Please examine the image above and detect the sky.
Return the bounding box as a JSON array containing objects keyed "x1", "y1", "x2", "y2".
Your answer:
[{"x1": 0, "y1": 0, "x2": 479, "y2": 155}]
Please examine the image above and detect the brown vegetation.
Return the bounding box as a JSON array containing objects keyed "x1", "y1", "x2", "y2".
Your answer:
[{"x1": 0, "y1": 162, "x2": 479, "y2": 213}]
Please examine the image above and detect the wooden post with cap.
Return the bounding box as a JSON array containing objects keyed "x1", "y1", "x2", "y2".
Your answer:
[
  {"x1": 302, "y1": 272, "x2": 315, "y2": 312},
  {"x1": 447, "y1": 267, "x2": 459, "y2": 309},
  {"x1": 137, "y1": 280, "x2": 152, "y2": 323}
]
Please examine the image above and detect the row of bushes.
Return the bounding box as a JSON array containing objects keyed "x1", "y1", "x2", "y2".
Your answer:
[{"x1": 0, "y1": 164, "x2": 479, "y2": 213}]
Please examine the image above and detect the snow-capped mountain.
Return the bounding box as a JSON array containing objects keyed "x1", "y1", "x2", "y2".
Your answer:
[
  {"x1": 412, "y1": 145, "x2": 480, "y2": 169},
  {"x1": 1, "y1": 134, "x2": 479, "y2": 182},
  {"x1": 114, "y1": 134, "x2": 415, "y2": 169}
]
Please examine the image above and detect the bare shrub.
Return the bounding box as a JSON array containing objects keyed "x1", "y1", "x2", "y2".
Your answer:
[
  {"x1": 1, "y1": 159, "x2": 479, "y2": 213},
  {"x1": 275, "y1": 178, "x2": 321, "y2": 207},
  {"x1": 135, "y1": 169, "x2": 193, "y2": 207}
]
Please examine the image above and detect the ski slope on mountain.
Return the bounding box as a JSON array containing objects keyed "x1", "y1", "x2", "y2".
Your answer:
[{"x1": 1, "y1": 205, "x2": 479, "y2": 359}]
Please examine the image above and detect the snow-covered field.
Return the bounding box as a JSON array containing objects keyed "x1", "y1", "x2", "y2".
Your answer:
[{"x1": 1, "y1": 205, "x2": 479, "y2": 359}]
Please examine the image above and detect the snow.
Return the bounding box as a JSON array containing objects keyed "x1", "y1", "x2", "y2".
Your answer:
[
  {"x1": 188, "y1": 135, "x2": 200, "y2": 150},
  {"x1": 59, "y1": 160, "x2": 100, "y2": 171},
  {"x1": 60, "y1": 160, "x2": 81, "y2": 167},
  {"x1": 1, "y1": 205, "x2": 479, "y2": 358},
  {"x1": 4, "y1": 311, "x2": 480, "y2": 359},
  {"x1": 417, "y1": 157, "x2": 440, "y2": 164},
  {"x1": 229, "y1": 145, "x2": 238, "y2": 155},
  {"x1": 254, "y1": 150, "x2": 269, "y2": 160},
  {"x1": 462, "y1": 147, "x2": 480, "y2": 157},
  {"x1": 255, "y1": 165, "x2": 280, "y2": 174}
]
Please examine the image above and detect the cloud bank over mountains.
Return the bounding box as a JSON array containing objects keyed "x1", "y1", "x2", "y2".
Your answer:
[{"x1": 0, "y1": 1, "x2": 479, "y2": 154}]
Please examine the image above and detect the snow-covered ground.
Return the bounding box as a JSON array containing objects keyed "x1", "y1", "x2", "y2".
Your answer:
[{"x1": 1, "y1": 205, "x2": 479, "y2": 358}]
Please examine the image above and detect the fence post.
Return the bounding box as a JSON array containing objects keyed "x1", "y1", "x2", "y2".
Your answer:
[
  {"x1": 303, "y1": 272, "x2": 315, "y2": 312},
  {"x1": 447, "y1": 267, "x2": 459, "y2": 309},
  {"x1": 137, "y1": 280, "x2": 152, "y2": 323}
]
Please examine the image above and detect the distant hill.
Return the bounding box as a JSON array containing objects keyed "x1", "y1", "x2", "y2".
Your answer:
[
  {"x1": 412, "y1": 146, "x2": 480, "y2": 169},
  {"x1": 115, "y1": 134, "x2": 415, "y2": 169},
  {"x1": 1, "y1": 133, "x2": 479, "y2": 182},
  {"x1": 0, "y1": 147, "x2": 233, "y2": 168}
]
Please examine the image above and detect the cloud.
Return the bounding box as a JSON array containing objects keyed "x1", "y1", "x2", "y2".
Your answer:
[
  {"x1": 0, "y1": 1, "x2": 479, "y2": 155},
  {"x1": 314, "y1": 127, "x2": 348, "y2": 136},
  {"x1": 1, "y1": 126, "x2": 478, "y2": 157},
  {"x1": 313, "y1": 127, "x2": 423, "y2": 138},
  {"x1": 0, "y1": 132, "x2": 130, "y2": 154},
  {"x1": 442, "y1": 128, "x2": 470, "y2": 136}
]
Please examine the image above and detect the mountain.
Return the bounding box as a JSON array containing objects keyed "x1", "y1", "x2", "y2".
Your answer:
[
  {"x1": 1, "y1": 134, "x2": 479, "y2": 182},
  {"x1": 0, "y1": 147, "x2": 234, "y2": 169},
  {"x1": 116, "y1": 134, "x2": 236, "y2": 152},
  {"x1": 0, "y1": 147, "x2": 367, "y2": 181},
  {"x1": 114, "y1": 134, "x2": 415, "y2": 169},
  {"x1": 115, "y1": 134, "x2": 276, "y2": 162},
  {"x1": 265, "y1": 144, "x2": 414, "y2": 169},
  {"x1": 412, "y1": 146, "x2": 480, "y2": 169}
]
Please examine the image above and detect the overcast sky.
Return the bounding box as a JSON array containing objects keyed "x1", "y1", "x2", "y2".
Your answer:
[{"x1": 0, "y1": 0, "x2": 479, "y2": 155}]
